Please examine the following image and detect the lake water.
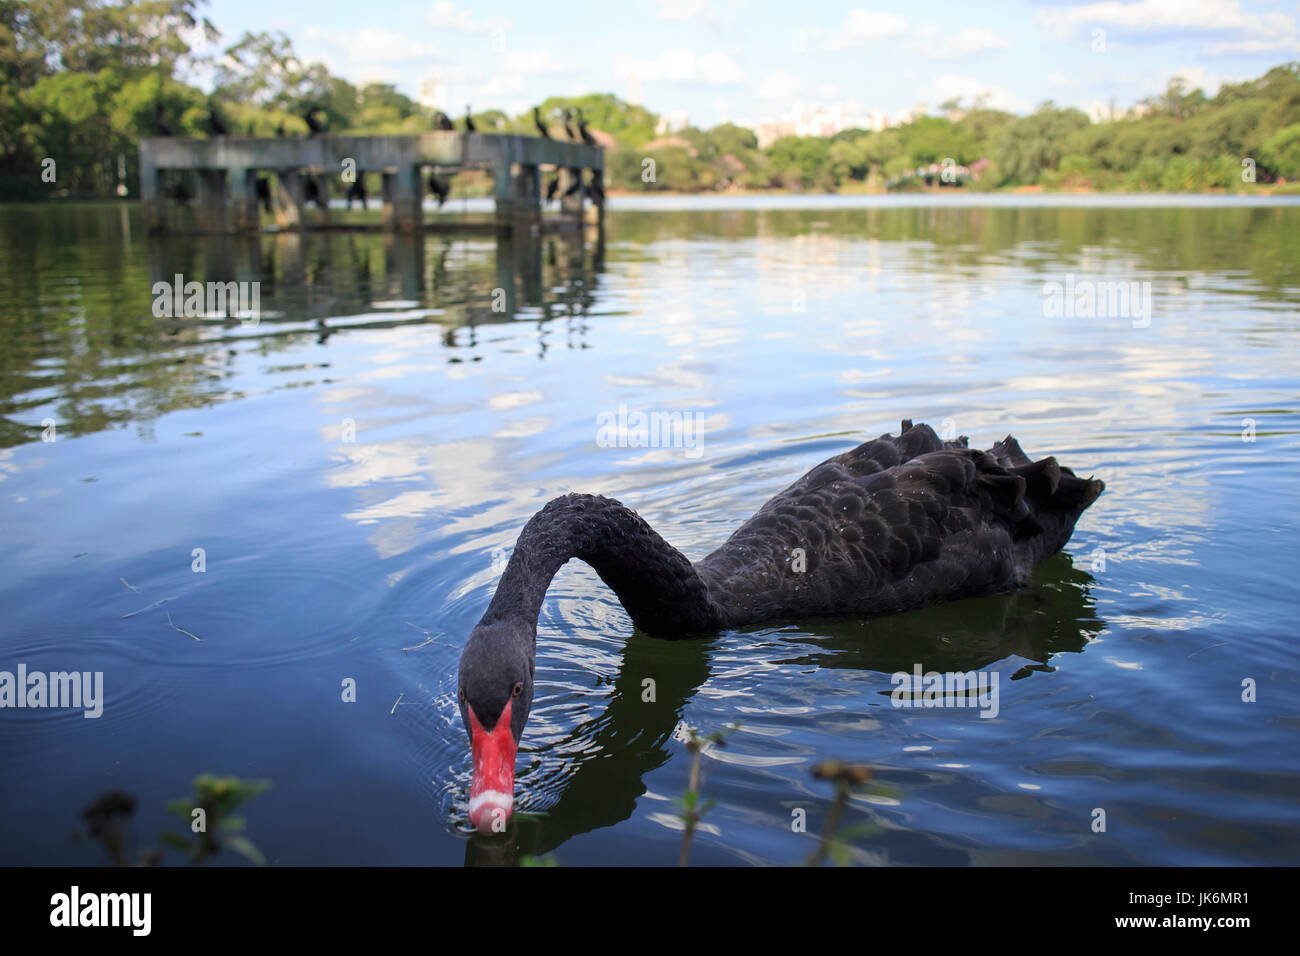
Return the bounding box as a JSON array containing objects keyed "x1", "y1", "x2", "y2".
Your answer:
[{"x1": 1, "y1": 195, "x2": 1297, "y2": 866}]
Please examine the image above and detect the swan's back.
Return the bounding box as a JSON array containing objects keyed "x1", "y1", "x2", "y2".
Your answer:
[{"x1": 696, "y1": 421, "x2": 1103, "y2": 627}]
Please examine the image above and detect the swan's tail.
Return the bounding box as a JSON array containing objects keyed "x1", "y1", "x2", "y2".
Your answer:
[{"x1": 980, "y1": 435, "x2": 1104, "y2": 566}]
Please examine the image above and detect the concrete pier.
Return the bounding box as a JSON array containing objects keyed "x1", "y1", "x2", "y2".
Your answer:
[{"x1": 139, "y1": 132, "x2": 604, "y2": 234}]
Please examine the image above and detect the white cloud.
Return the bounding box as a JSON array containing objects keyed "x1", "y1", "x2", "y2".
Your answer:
[
  {"x1": 1205, "y1": 35, "x2": 1300, "y2": 54},
  {"x1": 350, "y1": 28, "x2": 441, "y2": 64},
  {"x1": 826, "y1": 10, "x2": 909, "y2": 49},
  {"x1": 657, "y1": 0, "x2": 747, "y2": 23},
  {"x1": 937, "y1": 27, "x2": 1012, "y2": 57},
  {"x1": 824, "y1": 16, "x2": 1008, "y2": 57},
  {"x1": 506, "y1": 50, "x2": 577, "y2": 76},
  {"x1": 427, "y1": 1, "x2": 511, "y2": 35},
  {"x1": 1037, "y1": 0, "x2": 1299, "y2": 53},
  {"x1": 658, "y1": 0, "x2": 709, "y2": 21},
  {"x1": 617, "y1": 49, "x2": 746, "y2": 85}
]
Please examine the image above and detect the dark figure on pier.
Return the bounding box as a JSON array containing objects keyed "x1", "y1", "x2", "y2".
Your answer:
[
  {"x1": 562, "y1": 110, "x2": 577, "y2": 141},
  {"x1": 545, "y1": 176, "x2": 560, "y2": 203},
  {"x1": 153, "y1": 102, "x2": 173, "y2": 136},
  {"x1": 346, "y1": 178, "x2": 367, "y2": 210},
  {"x1": 206, "y1": 100, "x2": 230, "y2": 136},
  {"x1": 574, "y1": 107, "x2": 598, "y2": 147},
  {"x1": 255, "y1": 177, "x2": 273, "y2": 214},
  {"x1": 563, "y1": 173, "x2": 582, "y2": 198},
  {"x1": 276, "y1": 122, "x2": 286, "y2": 137},
  {"x1": 587, "y1": 178, "x2": 605, "y2": 203},
  {"x1": 428, "y1": 173, "x2": 450, "y2": 207},
  {"x1": 304, "y1": 177, "x2": 326, "y2": 208},
  {"x1": 304, "y1": 108, "x2": 325, "y2": 136},
  {"x1": 464, "y1": 107, "x2": 477, "y2": 133},
  {"x1": 433, "y1": 111, "x2": 455, "y2": 131},
  {"x1": 533, "y1": 106, "x2": 551, "y2": 139}
]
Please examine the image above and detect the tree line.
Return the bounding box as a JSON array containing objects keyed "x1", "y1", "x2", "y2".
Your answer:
[{"x1": 3, "y1": 0, "x2": 1299, "y2": 199}]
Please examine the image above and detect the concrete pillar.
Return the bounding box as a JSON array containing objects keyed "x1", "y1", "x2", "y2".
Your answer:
[
  {"x1": 196, "y1": 169, "x2": 230, "y2": 233},
  {"x1": 140, "y1": 154, "x2": 164, "y2": 233},
  {"x1": 274, "y1": 170, "x2": 304, "y2": 229},
  {"x1": 496, "y1": 162, "x2": 541, "y2": 229},
  {"x1": 382, "y1": 165, "x2": 423, "y2": 232},
  {"x1": 229, "y1": 168, "x2": 259, "y2": 232}
]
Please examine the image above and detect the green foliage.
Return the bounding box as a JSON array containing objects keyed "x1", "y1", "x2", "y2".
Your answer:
[
  {"x1": 1259, "y1": 122, "x2": 1300, "y2": 179},
  {"x1": 675, "y1": 723, "x2": 738, "y2": 866},
  {"x1": 163, "y1": 774, "x2": 272, "y2": 865},
  {"x1": 992, "y1": 105, "x2": 1091, "y2": 185},
  {"x1": 77, "y1": 775, "x2": 270, "y2": 866}
]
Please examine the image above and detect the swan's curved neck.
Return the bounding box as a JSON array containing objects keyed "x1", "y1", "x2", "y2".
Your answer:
[{"x1": 482, "y1": 494, "x2": 719, "y2": 637}]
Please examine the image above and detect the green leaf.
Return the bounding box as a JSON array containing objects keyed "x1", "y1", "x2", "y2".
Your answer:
[{"x1": 225, "y1": 834, "x2": 266, "y2": 866}]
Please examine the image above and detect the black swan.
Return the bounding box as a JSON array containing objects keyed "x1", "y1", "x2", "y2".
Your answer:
[
  {"x1": 456, "y1": 421, "x2": 1104, "y2": 832},
  {"x1": 464, "y1": 107, "x2": 477, "y2": 133}
]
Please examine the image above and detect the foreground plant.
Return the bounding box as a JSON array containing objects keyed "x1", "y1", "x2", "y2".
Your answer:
[
  {"x1": 675, "y1": 723, "x2": 739, "y2": 866},
  {"x1": 806, "y1": 760, "x2": 890, "y2": 866},
  {"x1": 79, "y1": 774, "x2": 271, "y2": 866},
  {"x1": 161, "y1": 774, "x2": 272, "y2": 865}
]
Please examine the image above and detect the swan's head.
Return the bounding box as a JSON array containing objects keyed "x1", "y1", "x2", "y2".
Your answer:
[{"x1": 457, "y1": 620, "x2": 534, "y2": 834}]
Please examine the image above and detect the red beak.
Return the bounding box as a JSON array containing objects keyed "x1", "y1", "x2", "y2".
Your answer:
[{"x1": 467, "y1": 699, "x2": 517, "y2": 833}]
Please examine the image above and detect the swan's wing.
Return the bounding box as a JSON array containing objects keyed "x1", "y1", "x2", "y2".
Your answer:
[{"x1": 697, "y1": 421, "x2": 1103, "y2": 627}]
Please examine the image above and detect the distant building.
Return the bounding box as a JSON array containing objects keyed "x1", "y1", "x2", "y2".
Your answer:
[
  {"x1": 656, "y1": 110, "x2": 690, "y2": 135},
  {"x1": 754, "y1": 102, "x2": 887, "y2": 148}
]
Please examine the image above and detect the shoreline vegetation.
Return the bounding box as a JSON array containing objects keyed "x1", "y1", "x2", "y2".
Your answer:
[{"x1": 4, "y1": 2, "x2": 1300, "y2": 202}]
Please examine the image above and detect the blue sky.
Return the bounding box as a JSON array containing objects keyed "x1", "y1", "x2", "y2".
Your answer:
[{"x1": 191, "y1": 1, "x2": 1300, "y2": 126}]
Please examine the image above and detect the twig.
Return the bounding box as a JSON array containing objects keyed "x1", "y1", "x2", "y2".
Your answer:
[
  {"x1": 401, "y1": 623, "x2": 445, "y2": 652},
  {"x1": 807, "y1": 761, "x2": 875, "y2": 866},
  {"x1": 165, "y1": 612, "x2": 201, "y2": 642}
]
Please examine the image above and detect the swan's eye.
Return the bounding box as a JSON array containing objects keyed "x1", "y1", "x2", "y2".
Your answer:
[{"x1": 511, "y1": 682, "x2": 523, "y2": 698}]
